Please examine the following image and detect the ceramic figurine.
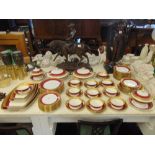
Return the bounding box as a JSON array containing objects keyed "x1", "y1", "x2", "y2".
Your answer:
[{"x1": 140, "y1": 43, "x2": 149, "y2": 60}]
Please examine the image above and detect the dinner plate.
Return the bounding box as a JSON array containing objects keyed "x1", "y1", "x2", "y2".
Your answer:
[
  {"x1": 47, "y1": 68, "x2": 68, "y2": 79},
  {"x1": 73, "y1": 68, "x2": 94, "y2": 79},
  {"x1": 131, "y1": 90, "x2": 153, "y2": 103},
  {"x1": 40, "y1": 78, "x2": 64, "y2": 93},
  {"x1": 122, "y1": 78, "x2": 140, "y2": 88},
  {"x1": 76, "y1": 68, "x2": 90, "y2": 75},
  {"x1": 38, "y1": 91, "x2": 61, "y2": 112},
  {"x1": 129, "y1": 98, "x2": 153, "y2": 110},
  {"x1": 73, "y1": 72, "x2": 94, "y2": 79},
  {"x1": 43, "y1": 80, "x2": 60, "y2": 89},
  {"x1": 41, "y1": 94, "x2": 58, "y2": 105}
]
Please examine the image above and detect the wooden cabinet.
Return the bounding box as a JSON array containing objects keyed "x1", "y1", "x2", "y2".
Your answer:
[{"x1": 33, "y1": 19, "x2": 101, "y2": 41}]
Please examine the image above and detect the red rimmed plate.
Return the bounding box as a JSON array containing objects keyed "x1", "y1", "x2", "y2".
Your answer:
[
  {"x1": 66, "y1": 87, "x2": 83, "y2": 97},
  {"x1": 40, "y1": 78, "x2": 63, "y2": 92},
  {"x1": 68, "y1": 79, "x2": 82, "y2": 87},
  {"x1": 100, "y1": 79, "x2": 114, "y2": 86},
  {"x1": 84, "y1": 80, "x2": 98, "y2": 88},
  {"x1": 86, "y1": 98, "x2": 106, "y2": 113},
  {"x1": 30, "y1": 74, "x2": 46, "y2": 82},
  {"x1": 104, "y1": 86, "x2": 120, "y2": 97},
  {"x1": 97, "y1": 72, "x2": 109, "y2": 78},
  {"x1": 76, "y1": 68, "x2": 91, "y2": 76},
  {"x1": 66, "y1": 98, "x2": 85, "y2": 111},
  {"x1": 40, "y1": 92, "x2": 60, "y2": 105},
  {"x1": 135, "y1": 90, "x2": 150, "y2": 99},
  {"x1": 129, "y1": 98, "x2": 153, "y2": 110},
  {"x1": 121, "y1": 78, "x2": 141, "y2": 88},
  {"x1": 85, "y1": 88, "x2": 101, "y2": 98},
  {"x1": 107, "y1": 97, "x2": 127, "y2": 111},
  {"x1": 131, "y1": 90, "x2": 153, "y2": 104},
  {"x1": 47, "y1": 68, "x2": 68, "y2": 79},
  {"x1": 49, "y1": 68, "x2": 66, "y2": 76},
  {"x1": 32, "y1": 68, "x2": 42, "y2": 74},
  {"x1": 73, "y1": 68, "x2": 94, "y2": 79},
  {"x1": 115, "y1": 65, "x2": 130, "y2": 73},
  {"x1": 15, "y1": 84, "x2": 33, "y2": 95}
]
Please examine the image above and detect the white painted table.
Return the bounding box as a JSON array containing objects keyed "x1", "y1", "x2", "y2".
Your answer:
[{"x1": 0, "y1": 64, "x2": 155, "y2": 135}]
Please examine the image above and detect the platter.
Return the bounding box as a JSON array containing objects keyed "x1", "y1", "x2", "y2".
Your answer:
[{"x1": 1, "y1": 83, "x2": 39, "y2": 111}]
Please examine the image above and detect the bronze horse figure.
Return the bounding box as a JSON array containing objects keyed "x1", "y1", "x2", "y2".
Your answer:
[{"x1": 47, "y1": 40, "x2": 98, "y2": 64}]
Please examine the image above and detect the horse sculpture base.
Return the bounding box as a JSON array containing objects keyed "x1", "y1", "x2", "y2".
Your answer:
[{"x1": 57, "y1": 60, "x2": 93, "y2": 72}]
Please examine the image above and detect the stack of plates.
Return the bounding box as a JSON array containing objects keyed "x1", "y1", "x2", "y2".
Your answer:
[
  {"x1": 2, "y1": 83, "x2": 38, "y2": 111},
  {"x1": 108, "y1": 97, "x2": 127, "y2": 110},
  {"x1": 85, "y1": 88, "x2": 101, "y2": 98},
  {"x1": 84, "y1": 79, "x2": 98, "y2": 88},
  {"x1": 68, "y1": 79, "x2": 82, "y2": 87},
  {"x1": 38, "y1": 91, "x2": 61, "y2": 112},
  {"x1": 100, "y1": 79, "x2": 114, "y2": 87},
  {"x1": 129, "y1": 89, "x2": 153, "y2": 110},
  {"x1": 118, "y1": 78, "x2": 142, "y2": 93},
  {"x1": 66, "y1": 97, "x2": 84, "y2": 111},
  {"x1": 97, "y1": 71, "x2": 109, "y2": 79},
  {"x1": 87, "y1": 98, "x2": 105, "y2": 113},
  {"x1": 40, "y1": 78, "x2": 64, "y2": 93},
  {"x1": 47, "y1": 67, "x2": 68, "y2": 79},
  {"x1": 66, "y1": 87, "x2": 82, "y2": 97},
  {"x1": 30, "y1": 68, "x2": 45, "y2": 81},
  {"x1": 73, "y1": 67, "x2": 94, "y2": 79},
  {"x1": 104, "y1": 86, "x2": 119, "y2": 97},
  {"x1": 113, "y1": 65, "x2": 131, "y2": 80}
]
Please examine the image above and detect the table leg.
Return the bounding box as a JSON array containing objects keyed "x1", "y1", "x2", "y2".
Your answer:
[
  {"x1": 31, "y1": 116, "x2": 56, "y2": 135},
  {"x1": 138, "y1": 117, "x2": 155, "y2": 135}
]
